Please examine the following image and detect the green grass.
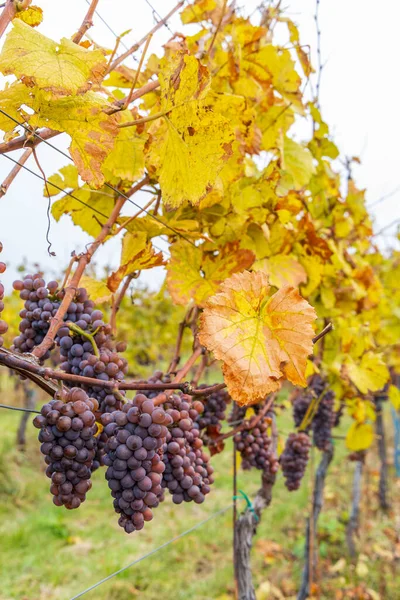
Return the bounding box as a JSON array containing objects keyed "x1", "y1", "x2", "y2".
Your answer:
[{"x1": 0, "y1": 391, "x2": 398, "y2": 600}]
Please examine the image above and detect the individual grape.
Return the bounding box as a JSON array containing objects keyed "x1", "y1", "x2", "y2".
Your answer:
[
  {"x1": 33, "y1": 388, "x2": 98, "y2": 509},
  {"x1": 0, "y1": 262, "x2": 6, "y2": 274},
  {"x1": 103, "y1": 395, "x2": 170, "y2": 533},
  {"x1": 280, "y1": 432, "x2": 311, "y2": 491}
]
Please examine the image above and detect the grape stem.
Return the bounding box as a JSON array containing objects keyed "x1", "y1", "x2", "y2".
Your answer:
[
  {"x1": 312, "y1": 321, "x2": 332, "y2": 344},
  {"x1": 31, "y1": 176, "x2": 149, "y2": 360},
  {"x1": 0, "y1": 0, "x2": 24, "y2": 39},
  {"x1": 66, "y1": 322, "x2": 100, "y2": 358}
]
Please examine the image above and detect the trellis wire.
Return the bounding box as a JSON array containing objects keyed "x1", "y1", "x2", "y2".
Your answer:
[
  {"x1": 0, "y1": 403, "x2": 40, "y2": 413},
  {"x1": 0, "y1": 108, "x2": 196, "y2": 247},
  {"x1": 69, "y1": 504, "x2": 233, "y2": 599},
  {"x1": 0, "y1": 153, "x2": 169, "y2": 258}
]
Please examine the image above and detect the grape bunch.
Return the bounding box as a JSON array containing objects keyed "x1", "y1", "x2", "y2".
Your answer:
[
  {"x1": 280, "y1": 432, "x2": 311, "y2": 491},
  {"x1": 33, "y1": 388, "x2": 99, "y2": 509},
  {"x1": 12, "y1": 273, "x2": 90, "y2": 359},
  {"x1": 196, "y1": 386, "x2": 231, "y2": 438},
  {"x1": 162, "y1": 394, "x2": 214, "y2": 504},
  {"x1": 312, "y1": 390, "x2": 335, "y2": 450},
  {"x1": 102, "y1": 395, "x2": 170, "y2": 533},
  {"x1": 0, "y1": 243, "x2": 7, "y2": 348},
  {"x1": 292, "y1": 375, "x2": 335, "y2": 450},
  {"x1": 57, "y1": 310, "x2": 128, "y2": 416},
  {"x1": 234, "y1": 414, "x2": 279, "y2": 477}
]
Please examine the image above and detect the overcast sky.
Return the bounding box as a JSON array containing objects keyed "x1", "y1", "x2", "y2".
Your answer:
[{"x1": 0, "y1": 0, "x2": 399, "y2": 293}]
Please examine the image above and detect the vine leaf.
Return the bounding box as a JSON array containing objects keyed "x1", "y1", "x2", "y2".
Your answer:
[
  {"x1": 79, "y1": 276, "x2": 113, "y2": 304},
  {"x1": 167, "y1": 240, "x2": 255, "y2": 307},
  {"x1": 198, "y1": 270, "x2": 316, "y2": 405},
  {"x1": 253, "y1": 255, "x2": 307, "y2": 288},
  {"x1": 0, "y1": 20, "x2": 106, "y2": 96},
  {"x1": 107, "y1": 232, "x2": 165, "y2": 293},
  {"x1": 346, "y1": 422, "x2": 374, "y2": 451},
  {"x1": 145, "y1": 54, "x2": 234, "y2": 207},
  {"x1": 102, "y1": 110, "x2": 146, "y2": 182},
  {"x1": 280, "y1": 136, "x2": 315, "y2": 190},
  {"x1": 345, "y1": 352, "x2": 389, "y2": 394}
]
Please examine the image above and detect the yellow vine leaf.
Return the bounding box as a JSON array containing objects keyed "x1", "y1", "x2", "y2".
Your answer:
[
  {"x1": 44, "y1": 164, "x2": 79, "y2": 197},
  {"x1": 52, "y1": 185, "x2": 114, "y2": 237},
  {"x1": 78, "y1": 276, "x2": 112, "y2": 304},
  {"x1": 0, "y1": 82, "x2": 33, "y2": 133},
  {"x1": 388, "y1": 385, "x2": 400, "y2": 411},
  {"x1": 280, "y1": 136, "x2": 315, "y2": 190},
  {"x1": 167, "y1": 241, "x2": 255, "y2": 307},
  {"x1": 30, "y1": 92, "x2": 119, "y2": 188},
  {"x1": 107, "y1": 232, "x2": 165, "y2": 293},
  {"x1": 145, "y1": 54, "x2": 234, "y2": 207},
  {"x1": 0, "y1": 20, "x2": 106, "y2": 96},
  {"x1": 198, "y1": 270, "x2": 316, "y2": 405},
  {"x1": 345, "y1": 352, "x2": 389, "y2": 394},
  {"x1": 346, "y1": 422, "x2": 374, "y2": 452},
  {"x1": 102, "y1": 110, "x2": 146, "y2": 182},
  {"x1": 13, "y1": 5, "x2": 43, "y2": 27},
  {"x1": 253, "y1": 255, "x2": 307, "y2": 288},
  {"x1": 180, "y1": 0, "x2": 218, "y2": 24}
]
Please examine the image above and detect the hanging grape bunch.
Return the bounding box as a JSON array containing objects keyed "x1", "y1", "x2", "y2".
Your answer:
[
  {"x1": 196, "y1": 385, "x2": 231, "y2": 440},
  {"x1": 292, "y1": 375, "x2": 335, "y2": 451},
  {"x1": 234, "y1": 411, "x2": 279, "y2": 479},
  {"x1": 280, "y1": 432, "x2": 312, "y2": 491},
  {"x1": 102, "y1": 395, "x2": 171, "y2": 533},
  {"x1": 33, "y1": 388, "x2": 99, "y2": 509},
  {"x1": 162, "y1": 393, "x2": 214, "y2": 505}
]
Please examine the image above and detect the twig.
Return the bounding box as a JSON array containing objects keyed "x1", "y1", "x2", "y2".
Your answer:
[
  {"x1": 72, "y1": 0, "x2": 99, "y2": 44},
  {"x1": 104, "y1": 80, "x2": 160, "y2": 115},
  {"x1": 312, "y1": 322, "x2": 332, "y2": 344},
  {"x1": 0, "y1": 148, "x2": 32, "y2": 197},
  {"x1": 208, "y1": 0, "x2": 228, "y2": 54},
  {"x1": 109, "y1": 34, "x2": 153, "y2": 114},
  {"x1": 60, "y1": 254, "x2": 79, "y2": 291},
  {"x1": 0, "y1": 0, "x2": 21, "y2": 39},
  {"x1": 108, "y1": 1, "x2": 185, "y2": 73},
  {"x1": 113, "y1": 195, "x2": 157, "y2": 235},
  {"x1": 110, "y1": 274, "x2": 135, "y2": 335},
  {"x1": 191, "y1": 353, "x2": 207, "y2": 388},
  {"x1": 31, "y1": 176, "x2": 149, "y2": 359}
]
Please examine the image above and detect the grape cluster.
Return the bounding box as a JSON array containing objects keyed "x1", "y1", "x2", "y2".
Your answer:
[
  {"x1": 57, "y1": 318, "x2": 128, "y2": 416},
  {"x1": 12, "y1": 274, "x2": 90, "y2": 359},
  {"x1": 162, "y1": 394, "x2": 214, "y2": 504},
  {"x1": 196, "y1": 387, "x2": 231, "y2": 437},
  {"x1": 0, "y1": 243, "x2": 7, "y2": 347},
  {"x1": 102, "y1": 395, "x2": 170, "y2": 533},
  {"x1": 33, "y1": 388, "x2": 99, "y2": 509},
  {"x1": 234, "y1": 414, "x2": 279, "y2": 477},
  {"x1": 292, "y1": 375, "x2": 335, "y2": 450},
  {"x1": 280, "y1": 432, "x2": 311, "y2": 491},
  {"x1": 312, "y1": 390, "x2": 335, "y2": 450}
]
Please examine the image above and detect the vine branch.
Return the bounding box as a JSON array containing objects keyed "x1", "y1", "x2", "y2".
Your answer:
[{"x1": 72, "y1": 0, "x2": 99, "y2": 44}]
